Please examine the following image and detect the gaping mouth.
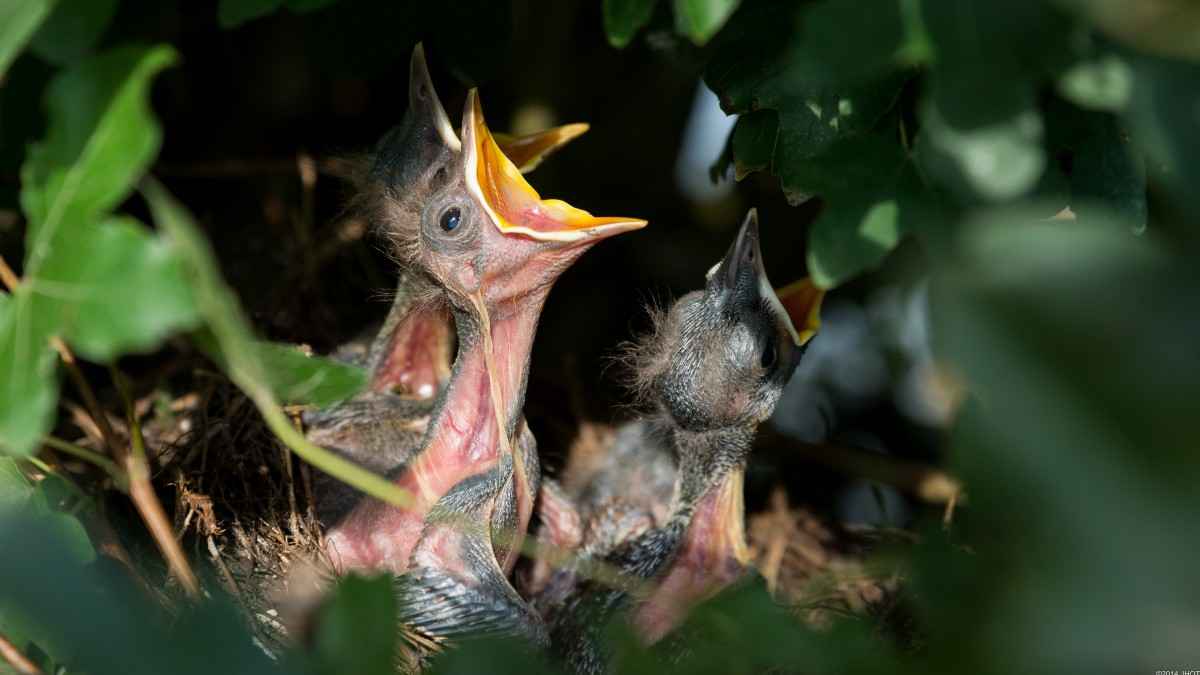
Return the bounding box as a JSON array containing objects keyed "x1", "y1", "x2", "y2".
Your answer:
[{"x1": 462, "y1": 89, "x2": 647, "y2": 242}]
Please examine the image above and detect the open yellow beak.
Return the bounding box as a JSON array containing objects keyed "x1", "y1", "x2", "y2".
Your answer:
[
  {"x1": 776, "y1": 278, "x2": 825, "y2": 346},
  {"x1": 463, "y1": 90, "x2": 647, "y2": 242},
  {"x1": 494, "y1": 123, "x2": 590, "y2": 174}
]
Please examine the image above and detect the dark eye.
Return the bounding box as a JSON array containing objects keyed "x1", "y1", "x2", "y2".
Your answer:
[
  {"x1": 439, "y1": 207, "x2": 461, "y2": 232},
  {"x1": 760, "y1": 340, "x2": 776, "y2": 370}
]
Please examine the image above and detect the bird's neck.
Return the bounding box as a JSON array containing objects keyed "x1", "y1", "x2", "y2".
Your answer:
[{"x1": 630, "y1": 420, "x2": 754, "y2": 643}]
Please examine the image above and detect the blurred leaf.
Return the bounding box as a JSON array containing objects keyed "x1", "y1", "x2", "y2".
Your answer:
[
  {"x1": 1047, "y1": 104, "x2": 1145, "y2": 227},
  {"x1": 0, "y1": 0, "x2": 55, "y2": 77},
  {"x1": 428, "y1": 636, "x2": 559, "y2": 675},
  {"x1": 0, "y1": 457, "x2": 33, "y2": 508},
  {"x1": 0, "y1": 511, "x2": 277, "y2": 675},
  {"x1": 1056, "y1": 53, "x2": 1132, "y2": 112},
  {"x1": 729, "y1": 109, "x2": 777, "y2": 180},
  {"x1": 0, "y1": 289, "x2": 60, "y2": 456},
  {"x1": 809, "y1": 198, "x2": 900, "y2": 289},
  {"x1": 928, "y1": 205, "x2": 1200, "y2": 671},
  {"x1": 20, "y1": 45, "x2": 176, "y2": 271},
  {"x1": 916, "y1": 102, "x2": 1046, "y2": 203},
  {"x1": 1124, "y1": 53, "x2": 1200, "y2": 217},
  {"x1": 28, "y1": 0, "x2": 118, "y2": 64},
  {"x1": 922, "y1": 0, "x2": 1073, "y2": 128},
  {"x1": 310, "y1": 574, "x2": 397, "y2": 675},
  {"x1": 217, "y1": 0, "x2": 284, "y2": 28},
  {"x1": 35, "y1": 215, "x2": 198, "y2": 362},
  {"x1": 673, "y1": 0, "x2": 740, "y2": 45},
  {"x1": 604, "y1": 0, "x2": 658, "y2": 48}
]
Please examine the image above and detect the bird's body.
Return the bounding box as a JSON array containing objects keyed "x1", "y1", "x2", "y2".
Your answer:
[{"x1": 537, "y1": 211, "x2": 823, "y2": 674}]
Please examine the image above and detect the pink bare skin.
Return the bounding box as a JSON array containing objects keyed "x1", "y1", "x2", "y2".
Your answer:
[{"x1": 372, "y1": 305, "x2": 453, "y2": 399}]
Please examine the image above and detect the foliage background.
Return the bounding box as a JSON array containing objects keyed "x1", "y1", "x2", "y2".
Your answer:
[{"x1": 2, "y1": 0, "x2": 1199, "y2": 673}]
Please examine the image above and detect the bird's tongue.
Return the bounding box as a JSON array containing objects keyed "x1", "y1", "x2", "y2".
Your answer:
[{"x1": 634, "y1": 469, "x2": 750, "y2": 643}]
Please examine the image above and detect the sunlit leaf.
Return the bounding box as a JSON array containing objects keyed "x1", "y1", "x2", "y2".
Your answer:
[
  {"x1": 29, "y1": 0, "x2": 119, "y2": 64},
  {"x1": 604, "y1": 0, "x2": 658, "y2": 48},
  {"x1": 0, "y1": 0, "x2": 55, "y2": 77},
  {"x1": 916, "y1": 102, "x2": 1046, "y2": 203},
  {"x1": 20, "y1": 45, "x2": 177, "y2": 274},
  {"x1": 1057, "y1": 54, "x2": 1133, "y2": 112},
  {"x1": 673, "y1": 0, "x2": 740, "y2": 45}
]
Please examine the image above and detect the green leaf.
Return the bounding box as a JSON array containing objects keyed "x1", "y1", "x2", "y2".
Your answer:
[
  {"x1": 1125, "y1": 53, "x2": 1200, "y2": 217},
  {"x1": 1042, "y1": 101, "x2": 1145, "y2": 227},
  {"x1": 921, "y1": 0, "x2": 1073, "y2": 128},
  {"x1": 1057, "y1": 54, "x2": 1133, "y2": 112},
  {"x1": 35, "y1": 216, "x2": 199, "y2": 362},
  {"x1": 0, "y1": 289, "x2": 60, "y2": 456},
  {"x1": 217, "y1": 0, "x2": 285, "y2": 28},
  {"x1": 28, "y1": 0, "x2": 119, "y2": 65},
  {"x1": 808, "y1": 198, "x2": 899, "y2": 289},
  {"x1": 801, "y1": 0, "x2": 909, "y2": 81},
  {"x1": 255, "y1": 341, "x2": 367, "y2": 407},
  {"x1": 673, "y1": 0, "x2": 740, "y2": 45},
  {"x1": 730, "y1": 109, "x2": 777, "y2": 180},
  {"x1": 604, "y1": 0, "x2": 658, "y2": 48},
  {"x1": 310, "y1": 574, "x2": 397, "y2": 675},
  {"x1": 195, "y1": 332, "x2": 367, "y2": 407},
  {"x1": 0, "y1": 0, "x2": 55, "y2": 77},
  {"x1": 20, "y1": 44, "x2": 177, "y2": 276},
  {"x1": 706, "y1": 1, "x2": 908, "y2": 204},
  {"x1": 0, "y1": 457, "x2": 34, "y2": 509},
  {"x1": 3, "y1": 46, "x2": 190, "y2": 456}
]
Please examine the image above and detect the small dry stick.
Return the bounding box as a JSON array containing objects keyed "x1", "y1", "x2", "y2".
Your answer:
[
  {"x1": 111, "y1": 367, "x2": 201, "y2": 598},
  {"x1": 0, "y1": 632, "x2": 41, "y2": 675},
  {"x1": 0, "y1": 255, "x2": 19, "y2": 292}
]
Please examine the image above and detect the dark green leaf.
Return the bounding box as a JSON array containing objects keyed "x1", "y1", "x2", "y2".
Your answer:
[
  {"x1": 730, "y1": 109, "x2": 777, "y2": 180},
  {"x1": 217, "y1": 0, "x2": 285, "y2": 28},
  {"x1": 255, "y1": 341, "x2": 367, "y2": 406},
  {"x1": 673, "y1": 0, "x2": 740, "y2": 45},
  {"x1": 0, "y1": 457, "x2": 34, "y2": 509},
  {"x1": 0, "y1": 0, "x2": 55, "y2": 77},
  {"x1": 604, "y1": 0, "x2": 658, "y2": 48},
  {"x1": 29, "y1": 0, "x2": 119, "y2": 65},
  {"x1": 801, "y1": 0, "x2": 908, "y2": 81},
  {"x1": 311, "y1": 574, "x2": 397, "y2": 675},
  {"x1": 1125, "y1": 53, "x2": 1200, "y2": 217}
]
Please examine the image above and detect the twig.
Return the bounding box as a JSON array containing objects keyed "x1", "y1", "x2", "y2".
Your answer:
[
  {"x1": 111, "y1": 367, "x2": 201, "y2": 598},
  {"x1": 0, "y1": 255, "x2": 19, "y2": 292},
  {"x1": 0, "y1": 633, "x2": 40, "y2": 675},
  {"x1": 50, "y1": 337, "x2": 123, "y2": 459}
]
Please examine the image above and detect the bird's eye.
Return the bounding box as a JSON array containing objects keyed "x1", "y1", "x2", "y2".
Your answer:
[
  {"x1": 760, "y1": 340, "x2": 776, "y2": 370},
  {"x1": 439, "y1": 207, "x2": 462, "y2": 232}
]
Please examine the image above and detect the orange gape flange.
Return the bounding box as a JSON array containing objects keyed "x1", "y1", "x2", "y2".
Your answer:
[{"x1": 465, "y1": 90, "x2": 646, "y2": 242}]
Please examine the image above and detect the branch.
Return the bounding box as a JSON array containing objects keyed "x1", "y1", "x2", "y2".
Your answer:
[
  {"x1": 0, "y1": 633, "x2": 41, "y2": 675},
  {"x1": 111, "y1": 367, "x2": 201, "y2": 598},
  {"x1": 41, "y1": 436, "x2": 126, "y2": 489}
]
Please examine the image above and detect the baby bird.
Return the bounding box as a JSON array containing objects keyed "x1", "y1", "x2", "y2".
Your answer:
[
  {"x1": 539, "y1": 210, "x2": 823, "y2": 674},
  {"x1": 306, "y1": 44, "x2": 588, "y2": 505},
  {"x1": 312, "y1": 76, "x2": 645, "y2": 654}
]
